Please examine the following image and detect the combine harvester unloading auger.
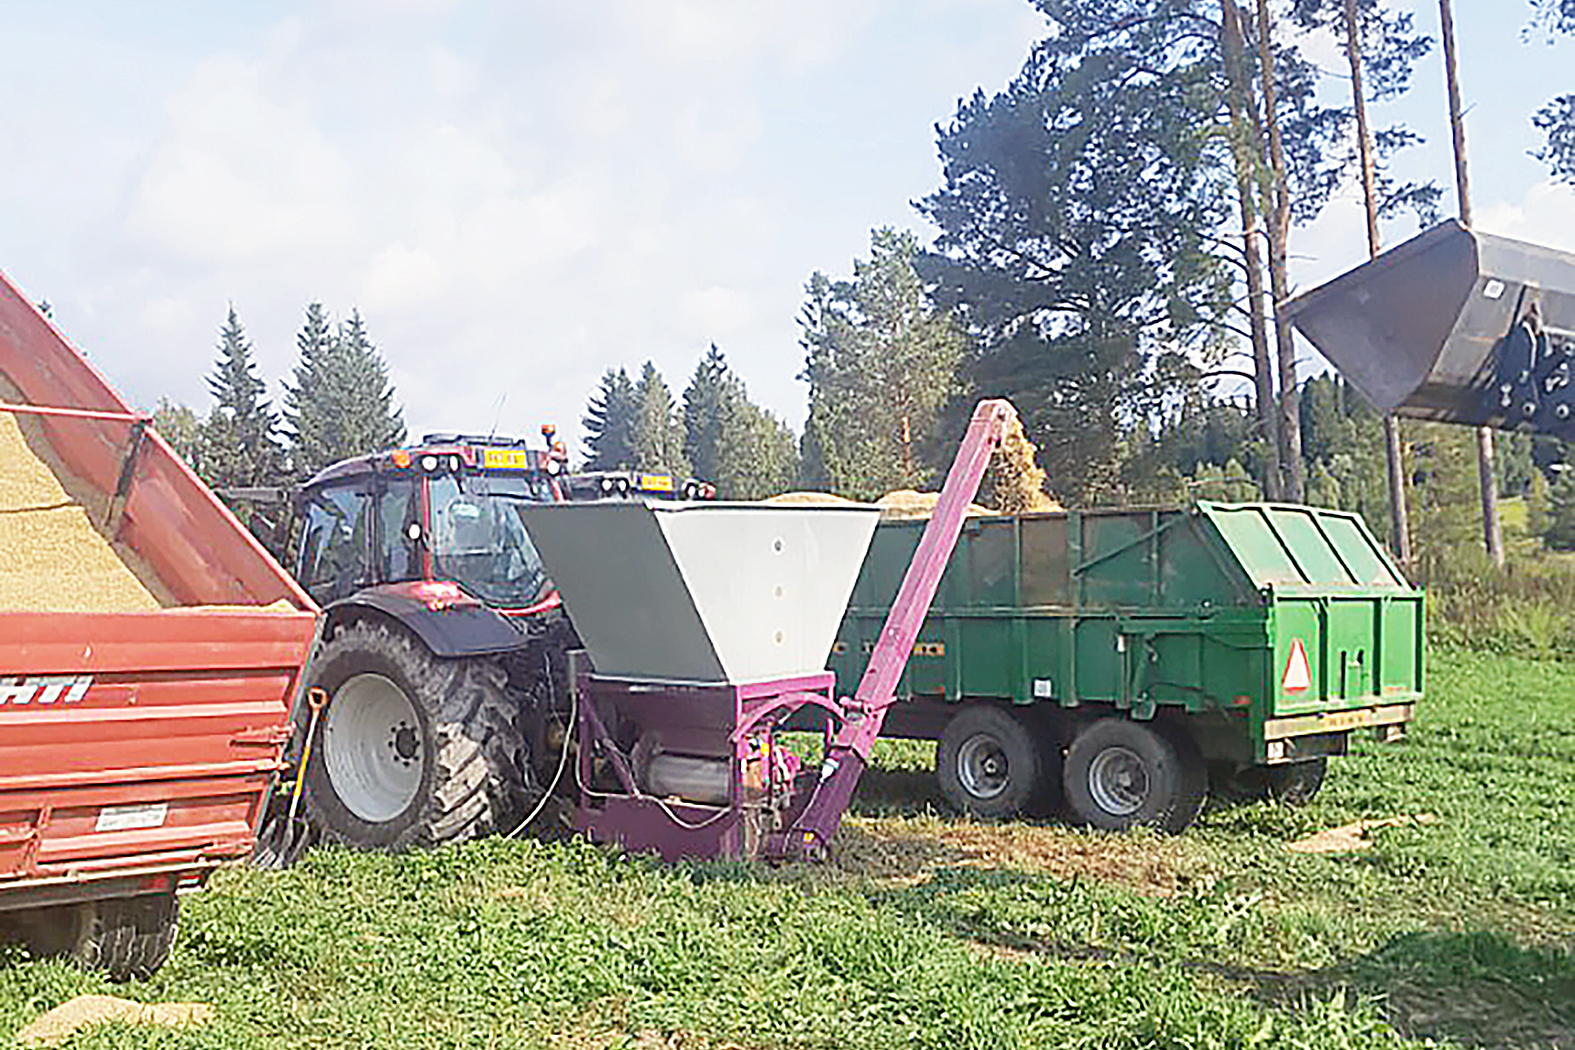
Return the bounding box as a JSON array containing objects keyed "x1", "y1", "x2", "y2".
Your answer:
[{"x1": 1287, "y1": 218, "x2": 1575, "y2": 434}]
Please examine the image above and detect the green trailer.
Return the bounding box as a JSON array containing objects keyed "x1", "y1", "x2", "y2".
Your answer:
[{"x1": 829, "y1": 501, "x2": 1423, "y2": 832}]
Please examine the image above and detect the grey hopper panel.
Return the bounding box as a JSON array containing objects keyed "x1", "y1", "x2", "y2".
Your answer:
[{"x1": 518, "y1": 500, "x2": 880, "y2": 685}]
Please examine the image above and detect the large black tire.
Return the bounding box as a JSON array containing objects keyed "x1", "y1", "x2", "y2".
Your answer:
[
  {"x1": 937, "y1": 705, "x2": 1045, "y2": 819},
  {"x1": 303, "y1": 620, "x2": 534, "y2": 850},
  {"x1": 9, "y1": 893, "x2": 179, "y2": 981},
  {"x1": 1062, "y1": 718, "x2": 1207, "y2": 833}
]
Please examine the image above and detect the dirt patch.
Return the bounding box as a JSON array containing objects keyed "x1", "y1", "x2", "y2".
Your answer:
[
  {"x1": 1286, "y1": 814, "x2": 1436, "y2": 854},
  {"x1": 0, "y1": 373, "x2": 172, "y2": 611},
  {"x1": 15, "y1": 995, "x2": 212, "y2": 1047},
  {"x1": 838, "y1": 815, "x2": 1207, "y2": 895}
]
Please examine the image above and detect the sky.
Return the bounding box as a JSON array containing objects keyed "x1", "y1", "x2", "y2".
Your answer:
[{"x1": 1, "y1": 1, "x2": 1571, "y2": 458}]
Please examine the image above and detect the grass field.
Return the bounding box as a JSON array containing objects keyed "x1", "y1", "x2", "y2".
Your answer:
[{"x1": 4, "y1": 649, "x2": 1574, "y2": 1048}]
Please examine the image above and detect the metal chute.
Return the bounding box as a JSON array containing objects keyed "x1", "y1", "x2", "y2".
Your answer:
[{"x1": 1286, "y1": 219, "x2": 1575, "y2": 438}]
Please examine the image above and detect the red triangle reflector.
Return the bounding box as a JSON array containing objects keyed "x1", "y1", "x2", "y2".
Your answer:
[{"x1": 1283, "y1": 637, "x2": 1312, "y2": 693}]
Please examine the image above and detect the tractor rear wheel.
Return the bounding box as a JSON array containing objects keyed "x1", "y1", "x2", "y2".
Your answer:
[
  {"x1": 303, "y1": 620, "x2": 534, "y2": 850},
  {"x1": 1062, "y1": 718, "x2": 1206, "y2": 833}
]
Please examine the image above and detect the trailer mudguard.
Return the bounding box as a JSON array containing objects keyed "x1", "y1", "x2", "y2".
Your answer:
[{"x1": 326, "y1": 587, "x2": 527, "y2": 658}]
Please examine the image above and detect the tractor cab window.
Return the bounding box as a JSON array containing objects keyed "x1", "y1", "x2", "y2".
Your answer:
[
  {"x1": 428, "y1": 474, "x2": 551, "y2": 609},
  {"x1": 298, "y1": 483, "x2": 372, "y2": 604},
  {"x1": 378, "y1": 476, "x2": 420, "y2": 583}
]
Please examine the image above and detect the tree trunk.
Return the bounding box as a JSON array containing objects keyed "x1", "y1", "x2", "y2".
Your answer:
[
  {"x1": 1439, "y1": 0, "x2": 1505, "y2": 566},
  {"x1": 1220, "y1": 0, "x2": 1281, "y2": 499},
  {"x1": 1344, "y1": 0, "x2": 1412, "y2": 565},
  {"x1": 1254, "y1": 0, "x2": 1304, "y2": 502}
]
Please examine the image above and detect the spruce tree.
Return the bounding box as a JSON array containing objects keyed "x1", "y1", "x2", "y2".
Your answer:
[
  {"x1": 283, "y1": 304, "x2": 405, "y2": 477},
  {"x1": 682, "y1": 345, "x2": 731, "y2": 483},
  {"x1": 631, "y1": 362, "x2": 690, "y2": 477},
  {"x1": 582, "y1": 367, "x2": 637, "y2": 469},
  {"x1": 199, "y1": 306, "x2": 278, "y2": 489},
  {"x1": 283, "y1": 303, "x2": 338, "y2": 476},
  {"x1": 335, "y1": 310, "x2": 407, "y2": 454},
  {"x1": 713, "y1": 395, "x2": 799, "y2": 499}
]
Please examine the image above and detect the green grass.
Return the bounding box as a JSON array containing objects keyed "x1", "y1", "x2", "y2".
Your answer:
[{"x1": 5, "y1": 650, "x2": 1575, "y2": 1048}]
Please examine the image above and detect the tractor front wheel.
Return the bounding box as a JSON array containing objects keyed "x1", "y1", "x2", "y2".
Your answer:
[{"x1": 303, "y1": 620, "x2": 533, "y2": 850}]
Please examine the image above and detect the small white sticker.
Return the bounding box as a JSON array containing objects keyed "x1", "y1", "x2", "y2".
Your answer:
[
  {"x1": 95, "y1": 803, "x2": 168, "y2": 833},
  {"x1": 1033, "y1": 679, "x2": 1055, "y2": 699},
  {"x1": 1484, "y1": 279, "x2": 1506, "y2": 300}
]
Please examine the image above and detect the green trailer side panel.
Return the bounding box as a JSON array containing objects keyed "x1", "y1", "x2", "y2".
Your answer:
[{"x1": 832, "y1": 502, "x2": 1424, "y2": 738}]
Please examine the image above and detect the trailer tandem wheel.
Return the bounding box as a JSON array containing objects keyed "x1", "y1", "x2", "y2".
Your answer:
[
  {"x1": 1216, "y1": 757, "x2": 1328, "y2": 806},
  {"x1": 936, "y1": 705, "x2": 1044, "y2": 819},
  {"x1": 303, "y1": 620, "x2": 534, "y2": 850},
  {"x1": 1063, "y1": 718, "x2": 1207, "y2": 833}
]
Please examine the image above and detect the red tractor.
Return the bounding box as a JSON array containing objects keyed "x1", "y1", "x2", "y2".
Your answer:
[{"x1": 258, "y1": 431, "x2": 705, "y2": 857}]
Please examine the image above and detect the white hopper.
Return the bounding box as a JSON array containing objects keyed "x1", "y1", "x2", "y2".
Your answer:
[{"x1": 518, "y1": 500, "x2": 881, "y2": 684}]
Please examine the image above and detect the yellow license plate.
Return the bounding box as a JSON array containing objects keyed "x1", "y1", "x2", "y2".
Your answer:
[
  {"x1": 483, "y1": 449, "x2": 532, "y2": 470},
  {"x1": 638, "y1": 474, "x2": 675, "y2": 493},
  {"x1": 1320, "y1": 709, "x2": 1373, "y2": 732}
]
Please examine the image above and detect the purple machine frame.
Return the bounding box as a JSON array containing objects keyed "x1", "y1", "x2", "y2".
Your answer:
[{"x1": 568, "y1": 400, "x2": 1017, "y2": 862}]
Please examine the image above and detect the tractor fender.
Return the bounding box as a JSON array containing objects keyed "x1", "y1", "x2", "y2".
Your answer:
[{"x1": 323, "y1": 587, "x2": 527, "y2": 658}]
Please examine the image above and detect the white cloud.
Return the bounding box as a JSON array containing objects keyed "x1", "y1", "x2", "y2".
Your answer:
[
  {"x1": 681, "y1": 285, "x2": 754, "y2": 337},
  {"x1": 1477, "y1": 180, "x2": 1575, "y2": 254},
  {"x1": 124, "y1": 54, "x2": 352, "y2": 263}
]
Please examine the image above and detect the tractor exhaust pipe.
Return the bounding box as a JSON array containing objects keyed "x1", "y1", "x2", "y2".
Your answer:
[{"x1": 1286, "y1": 219, "x2": 1575, "y2": 437}]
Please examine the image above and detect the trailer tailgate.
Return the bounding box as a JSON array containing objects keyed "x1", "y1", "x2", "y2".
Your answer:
[{"x1": 0, "y1": 609, "x2": 314, "y2": 890}]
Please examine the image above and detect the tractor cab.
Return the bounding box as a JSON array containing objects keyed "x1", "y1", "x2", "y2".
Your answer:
[{"x1": 294, "y1": 432, "x2": 569, "y2": 612}]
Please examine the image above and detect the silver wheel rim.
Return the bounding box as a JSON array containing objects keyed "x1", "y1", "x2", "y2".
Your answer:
[
  {"x1": 323, "y1": 673, "x2": 423, "y2": 823},
  {"x1": 956, "y1": 733, "x2": 1011, "y2": 800},
  {"x1": 1087, "y1": 745, "x2": 1149, "y2": 817}
]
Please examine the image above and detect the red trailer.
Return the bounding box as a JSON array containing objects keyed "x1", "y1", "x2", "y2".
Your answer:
[{"x1": 0, "y1": 272, "x2": 316, "y2": 979}]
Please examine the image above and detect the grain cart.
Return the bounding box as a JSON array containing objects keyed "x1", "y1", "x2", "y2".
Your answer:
[
  {"x1": 0, "y1": 272, "x2": 316, "y2": 979},
  {"x1": 828, "y1": 502, "x2": 1424, "y2": 831},
  {"x1": 1286, "y1": 219, "x2": 1575, "y2": 435},
  {"x1": 517, "y1": 401, "x2": 1016, "y2": 860}
]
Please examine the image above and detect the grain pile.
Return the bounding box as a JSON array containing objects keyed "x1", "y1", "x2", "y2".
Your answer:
[
  {"x1": 873, "y1": 489, "x2": 994, "y2": 521},
  {"x1": 987, "y1": 416, "x2": 1061, "y2": 514},
  {"x1": 0, "y1": 374, "x2": 171, "y2": 612},
  {"x1": 765, "y1": 489, "x2": 993, "y2": 520},
  {"x1": 762, "y1": 491, "x2": 864, "y2": 508}
]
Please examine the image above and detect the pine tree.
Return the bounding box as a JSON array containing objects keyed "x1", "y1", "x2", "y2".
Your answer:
[
  {"x1": 799, "y1": 229, "x2": 966, "y2": 501},
  {"x1": 199, "y1": 306, "x2": 278, "y2": 489},
  {"x1": 631, "y1": 362, "x2": 690, "y2": 477},
  {"x1": 283, "y1": 304, "x2": 405, "y2": 477},
  {"x1": 583, "y1": 367, "x2": 638, "y2": 469}
]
